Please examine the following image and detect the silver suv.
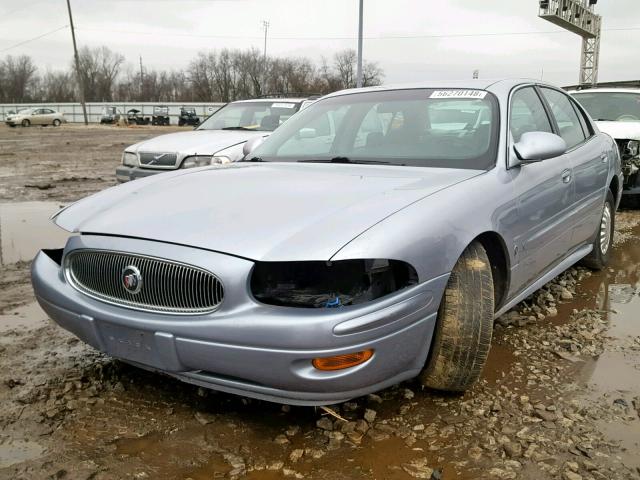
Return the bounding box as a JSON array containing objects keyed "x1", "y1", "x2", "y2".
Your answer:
[{"x1": 116, "y1": 97, "x2": 316, "y2": 182}]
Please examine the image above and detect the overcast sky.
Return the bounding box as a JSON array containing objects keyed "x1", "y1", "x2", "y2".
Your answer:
[{"x1": 1, "y1": 0, "x2": 639, "y2": 87}]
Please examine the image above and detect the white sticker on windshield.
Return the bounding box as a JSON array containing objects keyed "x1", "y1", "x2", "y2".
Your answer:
[
  {"x1": 430, "y1": 90, "x2": 487, "y2": 99},
  {"x1": 272, "y1": 103, "x2": 297, "y2": 109}
]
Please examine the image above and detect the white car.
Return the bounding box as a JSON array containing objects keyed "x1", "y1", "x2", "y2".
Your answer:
[
  {"x1": 5, "y1": 107, "x2": 67, "y2": 127},
  {"x1": 570, "y1": 88, "x2": 640, "y2": 200},
  {"x1": 116, "y1": 97, "x2": 316, "y2": 182}
]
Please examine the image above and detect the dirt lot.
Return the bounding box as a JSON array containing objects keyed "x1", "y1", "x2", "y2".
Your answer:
[{"x1": 0, "y1": 124, "x2": 639, "y2": 480}]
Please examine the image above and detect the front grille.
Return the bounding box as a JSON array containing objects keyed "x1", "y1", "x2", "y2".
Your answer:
[
  {"x1": 65, "y1": 250, "x2": 224, "y2": 314},
  {"x1": 138, "y1": 152, "x2": 178, "y2": 168}
]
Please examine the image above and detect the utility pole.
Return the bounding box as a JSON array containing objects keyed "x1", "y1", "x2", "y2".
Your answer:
[
  {"x1": 356, "y1": 0, "x2": 364, "y2": 88},
  {"x1": 262, "y1": 20, "x2": 270, "y2": 95},
  {"x1": 65, "y1": 0, "x2": 88, "y2": 125},
  {"x1": 139, "y1": 55, "x2": 144, "y2": 100}
]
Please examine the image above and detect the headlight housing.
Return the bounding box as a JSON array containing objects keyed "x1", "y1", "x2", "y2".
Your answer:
[
  {"x1": 122, "y1": 151, "x2": 138, "y2": 167},
  {"x1": 250, "y1": 259, "x2": 418, "y2": 308},
  {"x1": 626, "y1": 140, "x2": 640, "y2": 158},
  {"x1": 182, "y1": 155, "x2": 214, "y2": 169}
]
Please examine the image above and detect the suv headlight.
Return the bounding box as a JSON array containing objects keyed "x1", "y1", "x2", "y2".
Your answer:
[
  {"x1": 182, "y1": 155, "x2": 214, "y2": 169},
  {"x1": 122, "y1": 151, "x2": 138, "y2": 167},
  {"x1": 627, "y1": 140, "x2": 639, "y2": 158}
]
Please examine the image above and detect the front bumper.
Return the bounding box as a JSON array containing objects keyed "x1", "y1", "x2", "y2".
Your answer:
[
  {"x1": 31, "y1": 235, "x2": 446, "y2": 405},
  {"x1": 116, "y1": 165, "x2": 174, "y2": 183}
]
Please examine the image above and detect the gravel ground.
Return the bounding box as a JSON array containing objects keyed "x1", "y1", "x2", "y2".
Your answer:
[{"x1": 0, "y1": 124, "x2": 639, "y2": 480}]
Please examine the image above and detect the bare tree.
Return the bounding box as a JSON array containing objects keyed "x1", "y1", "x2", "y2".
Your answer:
[
  {"x1": 76, "y1": 46, "x2": 125, "y2": 101},
  {"x1": 0, "y1": 47, "x2": 384, "y2": 104},
  {"x1": 333, "y1": 49, "x2": 358, "y2": 89},
  {"x1": 37, "y1": 70, "x2": 76, "y2": 102},
  {"x1": 1, "y1": 55, "x2": 38, "y2": 102}
]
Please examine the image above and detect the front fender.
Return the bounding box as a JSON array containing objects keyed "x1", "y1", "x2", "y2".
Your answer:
[{"x1": 330, "y1": 169, "x2": 518, "y2": 284}]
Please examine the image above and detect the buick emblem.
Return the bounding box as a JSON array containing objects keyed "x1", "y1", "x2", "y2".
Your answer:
[{"x1": 122, "y1": 265, "x2": 142, "y2": 294}]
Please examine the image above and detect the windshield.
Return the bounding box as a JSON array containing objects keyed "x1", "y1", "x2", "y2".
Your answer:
[
  {"x1": 572, "y1": 92, "x2": 640, "y2": 122},
  {"x1": 197, "y1": 101, "x2": 300, "y2": 131},
  {"x1": 18, "y1": 108, "x2": 34, "y2": 114},
  {"x1": 250, "y1": 89, "x2": 499, "y2": 169}
]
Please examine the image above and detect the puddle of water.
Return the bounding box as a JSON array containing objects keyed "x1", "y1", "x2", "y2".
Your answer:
[
  {"x1": 0, "y1": 301, "x2": 48, "y2": 335},
  {"x1": 0, "y1": 201, "x2": 69, "y2": 265},
  {"x1": 0, "y1": 439, "x2": 45, "y2": 469}
]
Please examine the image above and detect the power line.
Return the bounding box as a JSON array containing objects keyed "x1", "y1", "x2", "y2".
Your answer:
[
  {"x1": 0, "y1": 25, "x2": 69, "y2": 53},
  {"x1": 73, "y1": 25, "x2": 640, "y2": 41}
]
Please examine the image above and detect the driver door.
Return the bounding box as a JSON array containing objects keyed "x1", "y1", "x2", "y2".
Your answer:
[{"x1": 508, "y1": 86, "x2": 576, "y2": 292}]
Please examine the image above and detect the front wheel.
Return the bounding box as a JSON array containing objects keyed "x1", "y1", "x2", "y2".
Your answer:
[
  {"x1": 420, "y1": 241, "x2": 495, "y2": 392},
  {"x1": 21, "y1": 119, "x2": 30, "y2": 127},
  {"x1": 581, "y1": 190, "x2": 615, "y2": 270},
  {"x1": 53, "y1": 119, "x2": 61, "y2": 127}
]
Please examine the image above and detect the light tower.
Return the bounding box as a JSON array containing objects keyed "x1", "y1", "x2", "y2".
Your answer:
[{"x1": 538, "y1": 0, "x2": 602, "y2": 86}]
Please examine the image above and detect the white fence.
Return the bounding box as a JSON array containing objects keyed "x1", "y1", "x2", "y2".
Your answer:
[{"x1": 0, "y1": 102, "x2": 226, "y2": 124}]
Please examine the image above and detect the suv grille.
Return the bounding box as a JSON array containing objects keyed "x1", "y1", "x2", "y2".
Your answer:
[
  {"x1": 138, "y1": 152, "x2": 178, "y2": 168},
  {"x1": 65, "y1": 250, "x2": 224, "y2": 314}
]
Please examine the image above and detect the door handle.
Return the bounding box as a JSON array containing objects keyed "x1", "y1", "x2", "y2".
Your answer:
[
  {"x1": 600, "y1": 153, "x2": 608, "y2": 163},
  {"x1": 561, "y1": 169, "x2": 572, "y2": 184}
]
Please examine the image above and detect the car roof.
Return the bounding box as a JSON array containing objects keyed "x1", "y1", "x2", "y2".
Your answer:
[
  {"x1": 568, "y1": 88, "x2": 640, "y2": 94},
  {"x1": 321, "y1": 78, "x2": 558, "y2": 99}
]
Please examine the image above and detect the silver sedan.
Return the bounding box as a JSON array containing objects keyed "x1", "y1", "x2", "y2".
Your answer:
[
  {"x1": 5, "y1": 107, "x2": 66, "y2": 127},
  {"x1": 31, "y1": 79, "x2": 621, "y2": 405}
]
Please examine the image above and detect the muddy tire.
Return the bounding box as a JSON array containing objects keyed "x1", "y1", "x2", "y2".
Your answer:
[
  {"x1": 581, "y1": 190, "x2": 615, "y2": 270},
  {"x1": 420, "y1": 241, "x2": 494, "y2": 392},
  {"x1": 21, "y1": 119, "x2": 30, "y2": 127},
  {"x1": 53, "y1": 119, "x2": 61, "y2": 127}
]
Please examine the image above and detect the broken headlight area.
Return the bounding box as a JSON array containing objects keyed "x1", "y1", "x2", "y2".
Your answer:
[
  {"x1": 618, "y1": 140, "x2": 640, "y2": 188},
  {"x1": 250, "y1": 259, "x2": 418, "y2": 308}
]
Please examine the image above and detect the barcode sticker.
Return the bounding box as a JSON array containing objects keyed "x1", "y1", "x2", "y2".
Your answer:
[{"x1": 430, "y1": 90, "x2": 487, "y2": 99}]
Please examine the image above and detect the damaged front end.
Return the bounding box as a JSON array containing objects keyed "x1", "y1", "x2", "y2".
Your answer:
[
  {"x1": 617, "y1": 139, "x2": 640, "y2": 190},
  {"x1": 250, "y1": 259, "x2": 419, "y2": 308}
]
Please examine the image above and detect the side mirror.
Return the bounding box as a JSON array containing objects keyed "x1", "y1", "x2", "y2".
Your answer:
[
  {"x1": 243, "y1": 136, "x2": 265, "y2": 157},
  {"x1": 512, "y1": 132, "x2": 567, "y2": 165}
]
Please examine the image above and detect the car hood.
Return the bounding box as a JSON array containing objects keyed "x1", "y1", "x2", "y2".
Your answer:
[
  {"x1": 54, "y1": 163, "x2": 482, "y2": 261},
  {"x1": 595, "y1": 121, "x2": 640, "y2": 141},
  {"x1": 130, "y1": 129, "x2": 266, "y2": 155}
]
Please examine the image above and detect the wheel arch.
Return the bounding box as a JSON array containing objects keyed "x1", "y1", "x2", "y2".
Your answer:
[
  {"x1": 609, "y1": 174, "x2": 620, "y2": 209},
  {"x1": 472, "y1": 231, "x2": 510, "y2": 311}
]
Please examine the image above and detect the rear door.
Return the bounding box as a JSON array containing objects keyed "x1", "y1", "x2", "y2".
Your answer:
[
  {"x1": 539, "y1": 87, "x2": 607, "y2": 247},
  {"x1": 508, "y1": 86, "x2": 576, "y2": 290}
]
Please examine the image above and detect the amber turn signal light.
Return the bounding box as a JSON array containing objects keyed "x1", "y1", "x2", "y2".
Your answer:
[{"x1": 312, "y1": 349, "x2": 374, "y2": 371}]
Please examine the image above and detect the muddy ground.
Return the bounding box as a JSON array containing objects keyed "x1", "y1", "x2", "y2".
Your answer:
[{"x1": 0, "y1": 124, "x2": 639, "y2": 480}]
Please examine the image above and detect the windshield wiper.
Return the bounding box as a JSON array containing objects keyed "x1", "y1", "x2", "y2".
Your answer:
[
  {"x1": 297, "y1": 156, "x2": 391, "y2": 165},
  {"x1": 221, "y1": 126, "x2": 254, "y2": 131}
]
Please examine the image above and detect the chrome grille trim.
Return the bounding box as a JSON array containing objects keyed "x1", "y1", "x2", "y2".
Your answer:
[
  {"x1": 64, "y1": 250, "x2": 224, "y2": 315},
  {"x1": 138, "y1": 152, "x2": 178, "y2": 169}
]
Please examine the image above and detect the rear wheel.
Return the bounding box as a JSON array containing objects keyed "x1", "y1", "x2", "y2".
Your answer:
[
  {"x1": 21, "y1": 119, "x2": 30, "y2": 127},
  {"x1": 53, "y1": 119, "x2": 61, "y2": 127},
  {"x1": 420, "y1": 241, "x2": 494, "y2": 392},
  {"x1": 581, "y1": 190, "x2": 615, "y2": 270}
]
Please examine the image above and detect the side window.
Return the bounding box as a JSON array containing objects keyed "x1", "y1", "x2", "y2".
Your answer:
[
  {"x1": 570, "y1": 99, "x2": 594, "y2": 138},
  {"x1": 540, "y1": 88, "x2": 586, "y2": 149},
  {"x1": 509, "y1": 87, "x2": 553, "y2": 143}
]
